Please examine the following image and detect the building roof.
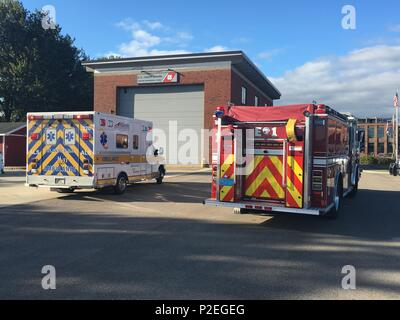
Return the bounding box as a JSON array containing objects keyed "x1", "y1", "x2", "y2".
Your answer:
[
  {"x1": 0, "y1": 122, "x2": 26, "y2": 135},
  {"x1": 83, "y1": 51, "x2": 281, "y2": 100}
]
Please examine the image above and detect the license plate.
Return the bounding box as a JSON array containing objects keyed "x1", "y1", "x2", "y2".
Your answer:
[{"x1": 55, "y1": 178, "x2": 65, "y2": 185}]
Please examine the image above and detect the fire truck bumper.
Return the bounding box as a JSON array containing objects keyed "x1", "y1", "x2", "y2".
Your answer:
[{"x1": 203, "y1": 199, "x2": 329, "y2": 216}]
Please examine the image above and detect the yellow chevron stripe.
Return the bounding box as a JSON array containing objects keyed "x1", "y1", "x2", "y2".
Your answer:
[
  {"x1": 287, "y1": 156, "x2": 303, "y2": 183},
  {"x1": 220, "y1": 186, "x2": 234, "y2": 202},
  {"x1": 245, "y1": 156, "x2": 284, "y2": 199},
  {"x1": 265, "y1": 166, "x2": 285, "y2": 198},
  {"x1": 269, "y1": 156, "x2": 284, "y2": 176},
  {"x1": 286, "y1": 177, "x2": 303, "y2": 208},
  {"x1": 245, "y1": 156, "x2": 267, "y2": 196},
  {"x1": 27, "y1": 124, "x2": 44, "y2": 160},
  {"x1": 41, "y1": 129, "x2": 64, "y2": 174},
  {"x1": 220, "y1": 154, "x2": 234, "y2": 178},
  {"x1": 286, "y1": 156, "x2": 303, "y2": 208}
]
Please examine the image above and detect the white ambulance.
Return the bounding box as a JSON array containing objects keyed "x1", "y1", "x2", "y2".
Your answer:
[{"x1": 26, "y1": 112, "x2": 165, "y2": 194}]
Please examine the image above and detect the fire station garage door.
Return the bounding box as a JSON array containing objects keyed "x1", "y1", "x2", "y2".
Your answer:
[{"x1": 117, "y1": 85, "x2": 205, "y2": 164}]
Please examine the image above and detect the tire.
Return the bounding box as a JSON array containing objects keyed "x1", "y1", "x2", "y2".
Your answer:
[
  {"x1": 114, "y1": 174, "x2": 128, "y2": 194},
  {"x1": 348, "y1": 169, "x2": 359, "y2": 199},
  {"x1": 156, "y1": 165, "x2": 165, "y2": 184},
  {"x1": 325, "y1": 177, "x2": 343, "y2": 219}
]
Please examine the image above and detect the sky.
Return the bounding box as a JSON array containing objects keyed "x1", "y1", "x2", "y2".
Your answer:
[{"x1": 22, "y1": 0, "x2": 400, "y2": 117}]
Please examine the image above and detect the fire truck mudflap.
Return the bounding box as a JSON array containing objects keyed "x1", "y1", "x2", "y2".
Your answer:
[{"x1": 204, "y1": 104, "x2": 361, "y2": 217}]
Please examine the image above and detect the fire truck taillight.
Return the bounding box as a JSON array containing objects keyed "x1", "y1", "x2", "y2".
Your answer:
[{"x1": 312, "y1": 170, "x2": 323, "y2": 191}]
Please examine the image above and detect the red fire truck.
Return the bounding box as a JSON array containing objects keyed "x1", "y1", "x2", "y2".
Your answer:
[{"x1": 204, "y1": 104, "x2": 362, "y2": 218}]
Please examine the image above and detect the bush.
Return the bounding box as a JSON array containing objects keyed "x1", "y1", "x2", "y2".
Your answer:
[
  {"x1": 360, "y1": 154, "x2": 394, "y2": 166},
  {"x1": 360, "y1": 155, "x2": 377, "y2": 165}
]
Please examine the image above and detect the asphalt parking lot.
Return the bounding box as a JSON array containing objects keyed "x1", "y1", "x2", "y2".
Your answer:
[{"x1": 0, "y1": 169, "x2": 400, "y2": 299}]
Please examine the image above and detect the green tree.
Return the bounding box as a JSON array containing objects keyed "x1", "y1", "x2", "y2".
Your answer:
[{"x1": 0, "y1": 0, "x2": 93, "y2": 121}]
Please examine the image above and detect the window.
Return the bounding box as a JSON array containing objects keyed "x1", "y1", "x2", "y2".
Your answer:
[
  {"x1": 368, "y1": 127, "x2": 375, "y2": 138},
  {"x1": 377, "y1": 143, "x2": 385, "y2": 154},
  {"x1": 377, "y1": 126, "x2": 385, "y2": 139},
  {"x1": 241, "y1": 86, "x2": 247, "y2": 105},
  {"x1": 388, "y1": 142, "x2": 393, "y2": 154},
  {"x1": 368, "y1": 142, "x2": 375, "y2": 155},
  {"x1": 255, "y1": 96, "x2": 259, "y2": 107},
  {"x1": 133, "y1": 135, "x2": 139, "y2": 150},
  {"x1": 116, "y1": 134, "x2": 129, "y2": 149}
]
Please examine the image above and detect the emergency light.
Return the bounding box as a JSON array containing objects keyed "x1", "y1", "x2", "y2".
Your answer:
[{"x1": 215, "y1": 107, "x2": 225, "y2": 118}]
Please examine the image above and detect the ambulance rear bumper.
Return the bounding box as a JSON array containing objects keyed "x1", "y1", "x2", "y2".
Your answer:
[
  {"x1": 203, "y1": 199, "x2": 332, "y2": 216},
  {"x1": 26, "y1": 176, "x2": 95, "y2": 189}
]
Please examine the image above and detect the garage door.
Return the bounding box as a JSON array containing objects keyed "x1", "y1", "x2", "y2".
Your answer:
[{"x1": 117, "y1": 85, "x2": 205, "y2": 165}]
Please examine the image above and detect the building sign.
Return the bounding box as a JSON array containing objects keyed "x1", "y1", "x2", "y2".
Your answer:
[{"x1": 137, "y1": 71, "x2": 179, "y2": 84}]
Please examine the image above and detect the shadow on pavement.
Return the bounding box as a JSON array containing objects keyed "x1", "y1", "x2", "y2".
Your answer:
[{"x1": 0, "y1": 198, "x2": 400, "y2": 299}]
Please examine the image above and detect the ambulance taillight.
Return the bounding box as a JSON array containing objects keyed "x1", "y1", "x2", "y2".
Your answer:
[
  {"x1": 83, "y1": 159, "x2": 90, "y2": 175},
  {"x1": 31, "y1": 159, "x2": 38, "y2": 173},
  {"x1": 82, "y1": 133, "x2": 91, "y2": 140},
  {"x1": 30, "y1": 133, "x2": 39, "y2": 140}
]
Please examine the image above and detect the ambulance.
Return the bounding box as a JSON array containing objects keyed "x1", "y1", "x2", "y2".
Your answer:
[
  {"x1": 204, "y1": 104, "x2": 362, "y2": 218},
  {"x1": 26, "y1": 112, "x2": 166, "y2": 194}
]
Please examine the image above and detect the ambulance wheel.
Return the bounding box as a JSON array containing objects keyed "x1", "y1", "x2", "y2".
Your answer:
[
  {"x1": 114, "y1": 174, "x2": 128, "y2": 194},
  {"x1": 326, "y1": 179, "x2": 343, "y2": 219}
]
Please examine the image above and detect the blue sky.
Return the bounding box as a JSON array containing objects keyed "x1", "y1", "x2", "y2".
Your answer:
[{"x1": 22, "y1": 0, "x2": 400, "y2": 116}]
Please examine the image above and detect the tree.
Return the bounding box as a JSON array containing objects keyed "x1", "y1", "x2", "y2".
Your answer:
[{"x1": 0, "y1": 0, "x2": 93, "y2": 122}]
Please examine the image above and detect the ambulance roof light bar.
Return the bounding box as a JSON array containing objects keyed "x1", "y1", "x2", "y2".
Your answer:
[{"x1": 28, "y1": 114, "x2": 93, "y2": 120}]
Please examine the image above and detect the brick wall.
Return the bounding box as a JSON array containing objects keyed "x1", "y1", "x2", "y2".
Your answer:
[{"x1": 231, "y1": 69, "x2": 273, "y2": 106}]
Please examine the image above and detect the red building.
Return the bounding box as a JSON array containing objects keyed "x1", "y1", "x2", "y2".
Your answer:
[{"x1": 0, "y1": 122, "x2": 26, "y2": 168}]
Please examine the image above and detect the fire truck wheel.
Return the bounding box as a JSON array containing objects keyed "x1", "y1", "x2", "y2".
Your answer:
[
  {"x1": 156, "y1": 166, "x2": 165, "y2": 184},
  {"x1": 326, "y1": 177, "x2": 343, "y2": 219},
  {"x1": 348, "y1": 176, "x2": 359, "y2": 198},
  {"x1": 114, "y1": 174, "x2": 128, "y2": 194}
]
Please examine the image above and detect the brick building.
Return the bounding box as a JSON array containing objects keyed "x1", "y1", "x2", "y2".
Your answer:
[
  {"x1": 357, "y1": 117, "x2": 398, "y2": 156},
  {"x1": 83, "y1": 51, "x2": 281, "y2": 165},
  {"x1": 0, "y1": 122, "x2": 26, "y2": 168}
]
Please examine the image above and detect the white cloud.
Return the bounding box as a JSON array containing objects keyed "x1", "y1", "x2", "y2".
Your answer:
[
  {"x1": 271, "y1": 45, "x2": 400, "y2": 117},
  {"x1": 204, "y1": 45, "x2": 229, "y2": 53},
  {"x1": 258, "y1": 48, "x2": 285, "y2": 60},
  {"x1": 389, "y1": 24, "x2": 400, "y2": 33},
  {"x1": 143, "y1": 20, "x2": 164, "y2": 30},
  {"x1": 113, "y1": 19, "x2": 193, "y2": 57}
]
